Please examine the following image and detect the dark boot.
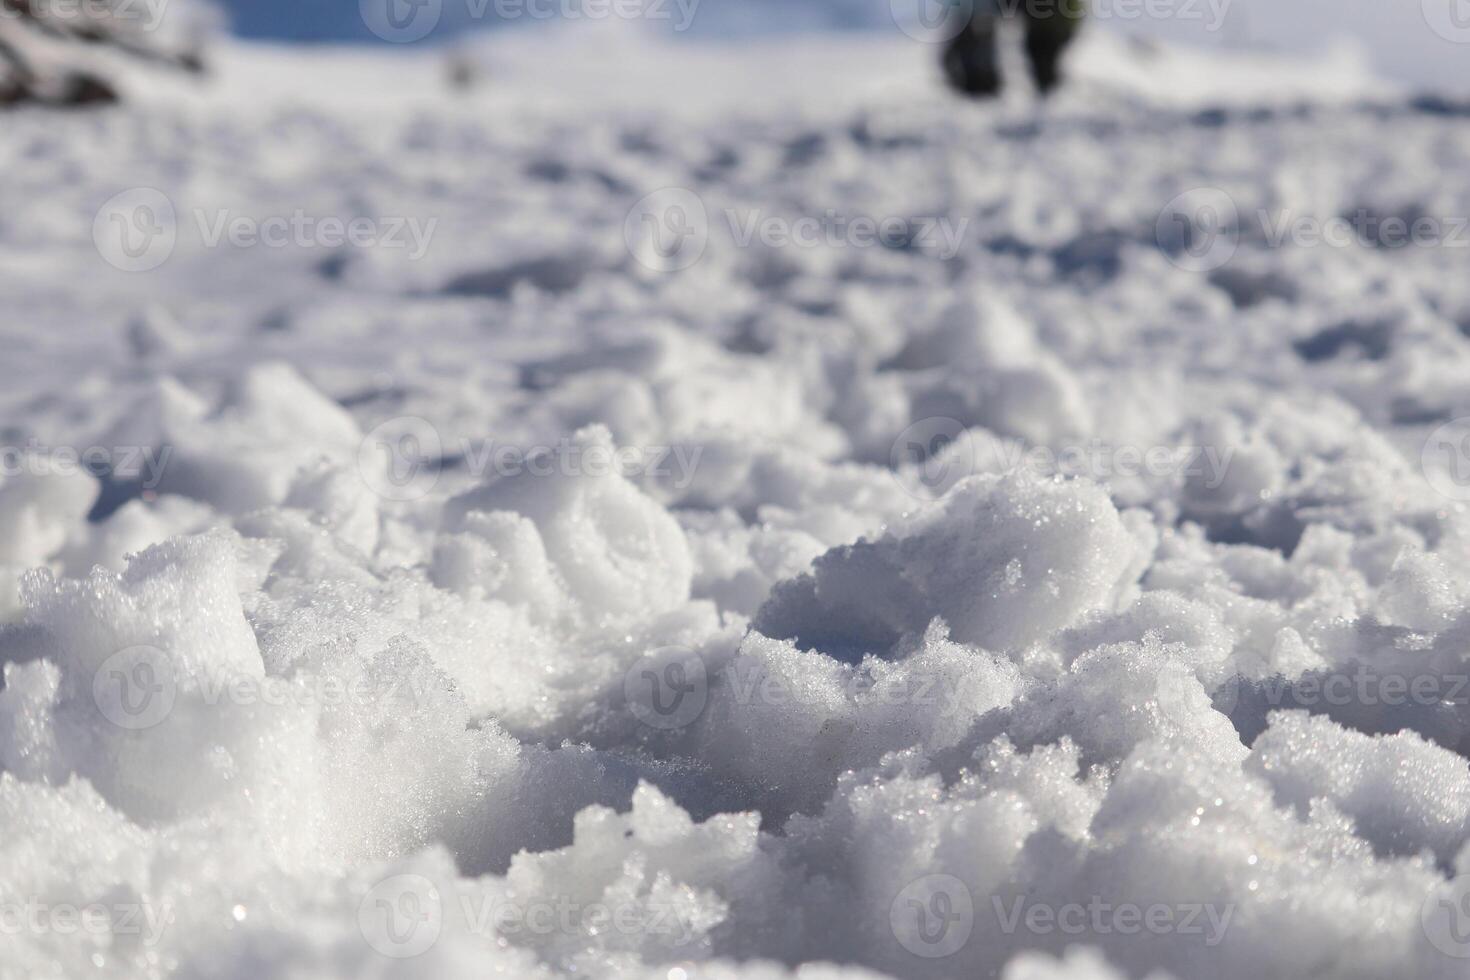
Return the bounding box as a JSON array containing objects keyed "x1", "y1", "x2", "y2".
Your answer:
[
  {"x1": 943, "y1": 17, "x2": 1002, "y2": 98},
  {"x1": 1022, "y1": 3, "x2": 1084, "y2": 96},
  {"x1": 56, "y1": 73, "x2": 120, "y2": 106}
]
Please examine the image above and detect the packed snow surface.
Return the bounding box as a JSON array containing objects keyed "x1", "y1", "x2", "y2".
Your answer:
[{"x1": 5, "y1": 22, "x2": 1470, "y2": 980}]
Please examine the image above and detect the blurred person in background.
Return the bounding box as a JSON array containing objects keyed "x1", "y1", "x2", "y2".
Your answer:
[{"x1": 944, "y1": 0, "x2": 1086, "y2": 97}]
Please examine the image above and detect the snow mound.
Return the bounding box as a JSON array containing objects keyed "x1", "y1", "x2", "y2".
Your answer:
[{"x1": 757, "y1": 473, "x2": 1138, "y2": 655}]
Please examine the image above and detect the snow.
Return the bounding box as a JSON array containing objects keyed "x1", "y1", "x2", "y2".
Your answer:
[
  {"x1": 4, "y1": 17, "x2": 1470, "y2": 980},
  {"x1": 755, "y1": 473, "x2": 1139, "y2": 653}
]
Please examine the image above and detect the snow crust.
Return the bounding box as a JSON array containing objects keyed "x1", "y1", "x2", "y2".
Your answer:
[{"x1": 3, "y1": 24, "x2": 1470, "y2": 980}]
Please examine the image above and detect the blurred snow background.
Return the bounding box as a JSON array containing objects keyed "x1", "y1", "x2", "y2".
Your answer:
[{"x1": 216, "y1": 0, "x2": 1469, "y2": 92}]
